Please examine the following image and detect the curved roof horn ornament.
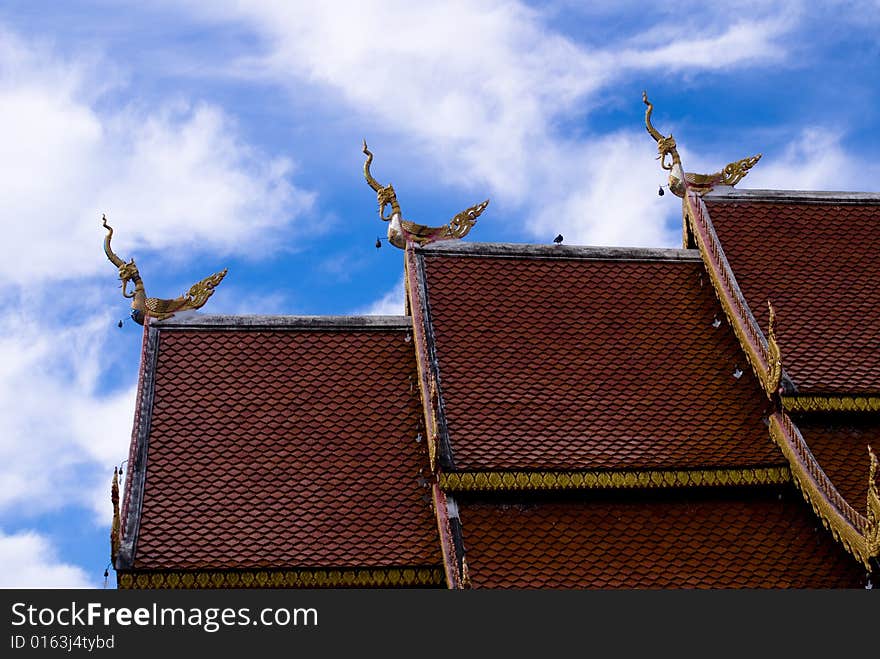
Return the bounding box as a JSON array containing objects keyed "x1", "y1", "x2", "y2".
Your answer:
[
  {"x1": 102, "y1": 215, "x2": 227, "y2": 325},
  {"x1": 362, "y1": 140, "x2": 488, "y2": 249},
  {"x1": 643, "y1": 91, "x2": 762, "y2": 197}
]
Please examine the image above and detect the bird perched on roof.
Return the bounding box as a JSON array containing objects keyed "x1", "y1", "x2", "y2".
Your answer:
[{"x1": 553, "y1": 234, "x2": 564, "y2": 245}]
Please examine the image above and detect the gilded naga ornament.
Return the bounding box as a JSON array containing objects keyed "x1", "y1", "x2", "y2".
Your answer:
[
  {"x1": 643, "y1": 91, "x2": 762, "y2": 197},
  {"x1": 111, "y1": 467, "x2": 120, "y2": 564},
  {"x1": 363, "y1": 141, "x2": 488, "y2": 249},
  {"x1": 102, "y1": 215, "x2": 227, "y2": 324},
  {"x1": 766, "y1": 301, "x2": 783, "y2": 393}
]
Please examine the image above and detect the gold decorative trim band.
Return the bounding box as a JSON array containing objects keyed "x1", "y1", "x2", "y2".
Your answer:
[
  {"x1": 438, "y1": 466, "x2": 791, "y2": 492},
  {"x1": 768, "y1": 412, "x2": 875, "y2": 569},
  {"x1": 118, "y1": 567, "x2": 444, "y2": 589},
  {"x1": 782, "y1": 395, "x2": 880, "y2": 413}
]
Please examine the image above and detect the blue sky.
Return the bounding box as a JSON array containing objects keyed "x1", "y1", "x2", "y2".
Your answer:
[{"x1": 1, "y1": 0, "x2": 879, "y2": 587}]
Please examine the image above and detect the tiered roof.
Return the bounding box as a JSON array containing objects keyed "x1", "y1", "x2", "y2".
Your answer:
[
  {"x1": 110, "y1": 97, "x2": 880, "y2": 589},
  {"x1": 704, "y1": 192, "x2": 880, "y2": 396}
]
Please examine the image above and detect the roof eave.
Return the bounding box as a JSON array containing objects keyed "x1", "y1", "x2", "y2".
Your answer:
[
  {"x1": 703, "y1": 188, "x2": 880, "y2": 204},
  {"x1": 415, "y1": 241, "x2": 701, "y2": 261},
  {"x1": 116, "y1": 319, "x2": 160, "y2": 571}
]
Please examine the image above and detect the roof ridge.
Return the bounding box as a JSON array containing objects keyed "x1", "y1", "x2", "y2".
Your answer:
[
  {"x1": 705, "y1": 189, "x2": 880, "y2": 203},
  {"x1": 152, "y1": 314, "x2": 412, "y2": 329},
  {"x1": 416, "y1": 242, "x2": 701, "y2": 261}
]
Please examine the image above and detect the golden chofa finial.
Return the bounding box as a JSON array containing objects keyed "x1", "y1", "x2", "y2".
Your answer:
[
  {"x1": 642, "y1": 91, "x2": 761, "y2": 197},
  {"x1": 643, "y1": 90, "x2": 682, "y2": 173},
  {"x1": 363, "y1": 140, "x2": 402, "y2": 222},
  {"x1": 102, "y1": 214, "x2": 227, "y2": 325},
  {"x1": 362, "y1": 140, "x2": 488, "y2": 249}
]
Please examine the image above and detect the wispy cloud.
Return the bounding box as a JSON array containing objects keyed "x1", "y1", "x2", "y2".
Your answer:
[
  {"x1": 614, "y1": 17, "x2": 791, "y2": 70},
  {"x1": 0, "y1": 27, "x2": 316, "y2": 535},
  {"x1": 0, "y1": 289, "x2": 135, "y2": 520},
  {"x1": 742, "y1": 128, "x2": 880, "y2": 191},
  {"x1": 356, "y1": 278, "x2": 406, "y2": 316},
  {"x1": 177, "y1": 1, "x2": 799, "y2": 248},
  {"x1": 0, "y1": 28, "x2": 314, "y2": 287}
]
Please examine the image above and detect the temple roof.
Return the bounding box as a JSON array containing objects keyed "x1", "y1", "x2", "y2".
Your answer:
[
  {"x1": 110, "y1": 115, "x2": 880, "y2": 586},
  {"x1": 703, "y1": 192, "x2": 880, "y2": 395},
  {"x1": 412, "y1": 243, "x2": 782, "y2": 472},
  {"x1": 119, "y1": 316, "x2": 442, "y2": 579},
  {"x1": 457, "y1": 488, "x2": 868, "y2": 589}
]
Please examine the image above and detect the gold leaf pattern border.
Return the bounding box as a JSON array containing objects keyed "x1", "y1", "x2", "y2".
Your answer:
[
  {"x1": 117, "y1": 566, "x2": 445, "y2": 589},
  {"x1": 782, "y1": 395, "x2": 880, "y2": 413},
  {"x1": 438, "y1": 466, "x2": 791, "y2": 492}
]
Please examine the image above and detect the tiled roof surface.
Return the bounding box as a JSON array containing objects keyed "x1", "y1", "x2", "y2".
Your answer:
[
  {"x1": 797, "y1": 416, "x2": 880, "y2": 512},
  {"x1": 458, "y1": 488, "x2": 867, "y2": 588},
  {"x1": 134, "y1": 329, "x2": 442, "y2": 570},
  {"x1": 420, "y1": 252, "x2": 781, "y2": 471},
  {"x1": 705, "y1": 200, "x2": 880, "y2": 394}
]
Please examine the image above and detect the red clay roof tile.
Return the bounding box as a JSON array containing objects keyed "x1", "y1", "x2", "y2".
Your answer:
[
  {"x1": 705, "y1": 200, "x2": 880, "y2": 394},
  {"x1": 459, "y1": 488, "x2": 867, "y2": 588},
  {"x1": 418, "y1": 251, "x2": 782, "y2": 471},
  {"x1": 133, "y1": 328, "x2": 442, "y2": 570}
]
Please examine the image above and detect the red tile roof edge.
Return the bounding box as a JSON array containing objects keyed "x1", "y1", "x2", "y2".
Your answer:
[
  {"x1": 686, "y1": 192, "x2": 783, "y2": 398},
  {"x1": 406, "y1": 244, "x2": 455, "y2": 470},
  {"x1": 116, "y1": 318, "x2": 160, "y2": 570},
  {"x1": 407, "y1": 243, "x2": 467, "y2": 587},
  {"x1": 119, "y1": 318, "x2": 150, "y2": 541},
  {"x1": 430, "y1": 483, "x2": 465, "y2": 589},
  {"x1": 768, "y1": 410, "x2": 875, "y2": 568}
]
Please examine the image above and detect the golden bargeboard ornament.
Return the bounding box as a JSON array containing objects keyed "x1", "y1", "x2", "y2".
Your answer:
[
  {"x1": 643, "y1": 91, "x2": 761, "y2": 197},
  {"x1": 102, "y1": 215, "x2": 227, "y2": 324},
  {"x1": 867, "y1": 446, "x2": 880, "y2": 559},
  {"x1": 363, "y1": 141, "x2": 488, "y2": 249},
  {"x1": 110, "y1": 467, "x2": 120, "y2": 564},
  {"x1": 766, "y1": 301, "x2": 783, "y2": 393}
]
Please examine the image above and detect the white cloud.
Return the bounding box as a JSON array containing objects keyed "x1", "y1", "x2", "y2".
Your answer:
[
  {"x1": 529, "y1": 132, "x2": 680, "y2": 247},
  {"x1": 741, "y1": 128, "x2": 880, "y2": 191},
  {"x1": 0, "y1": 529, "x2": 93, "y2": 588},
  {"x1": 207, "y1": 286, "x2": 292, "y2": 315},
  {"x1": 0, "y1": 28, "x2": 314, "y2": 287},
  {"x1": 178, "y1": 1, "x2": 796, "y2": 247},
  {"x1": 357, "y1": 278, "x2": 407, "y2": 316},
  {"x1": 0, "y1": 27, "x2": 315, "y2": 533},
  {"x1": 0, "y1": 289, "x2": 135, "y2": 521},
  {"x1": 615, "y1": 19, "x2": 788, "y2": 70}
]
